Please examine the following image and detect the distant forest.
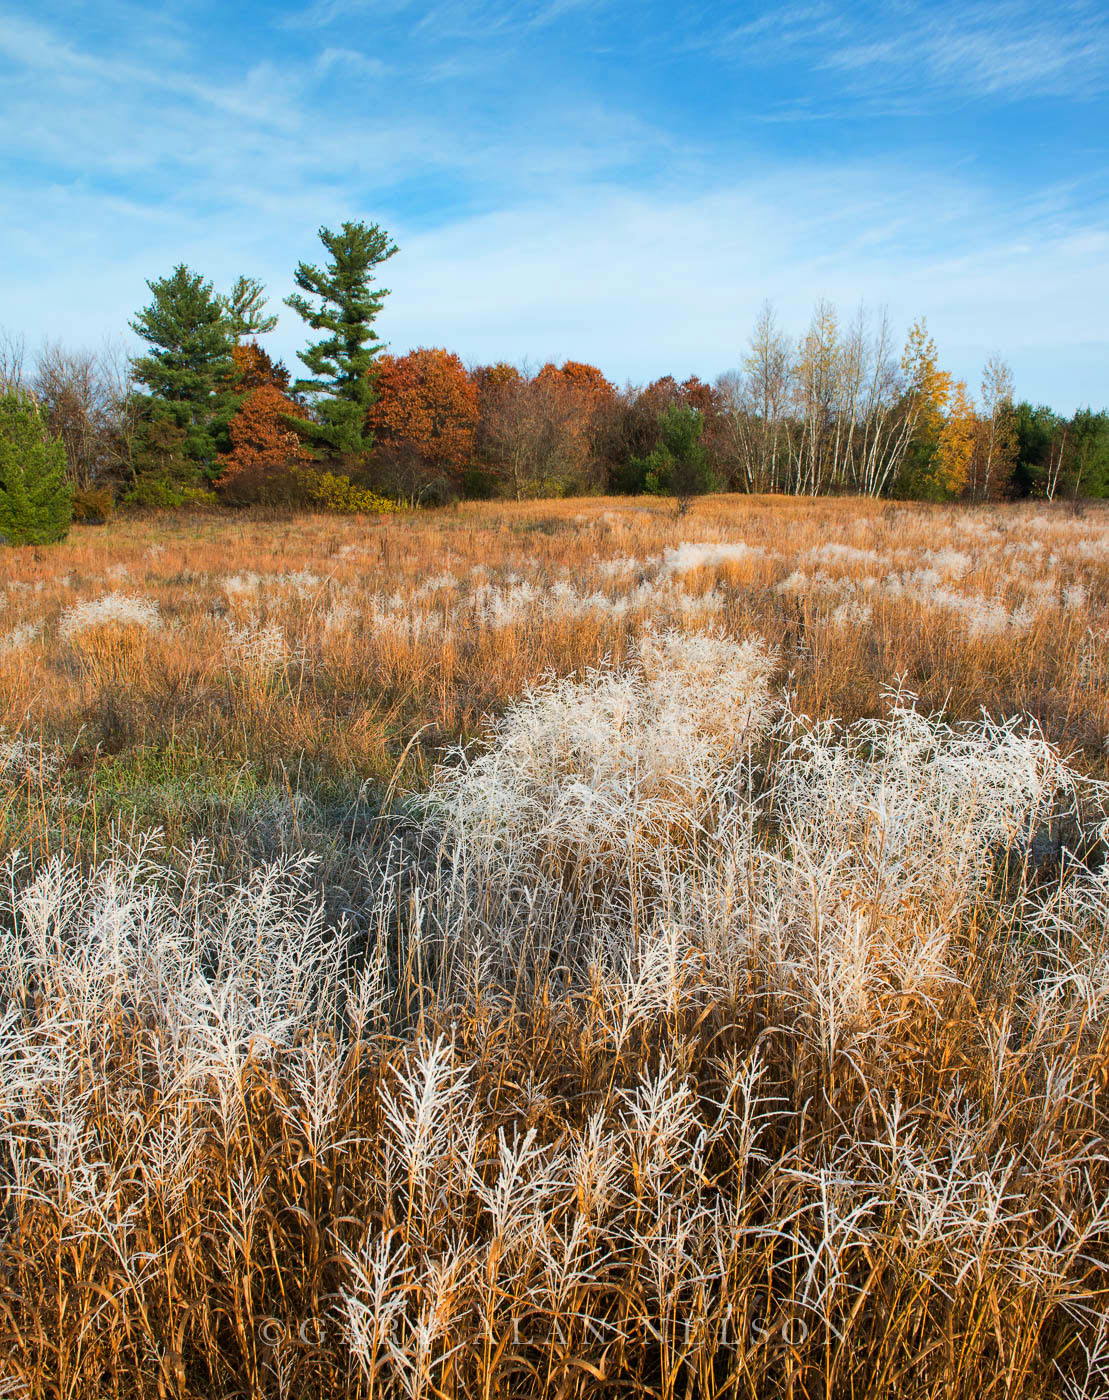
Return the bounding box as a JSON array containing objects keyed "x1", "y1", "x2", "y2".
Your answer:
[{"x1": 3, "y1": 220, "x2": 1107, "y2": 526}]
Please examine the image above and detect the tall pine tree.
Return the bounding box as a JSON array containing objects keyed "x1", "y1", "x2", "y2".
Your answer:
[
  {"x1": 130, "y1": 265, "x2": 238, "y2": 472},
  {"x1": 285, "y1": 222, "x2": 398, "y2": 457},
  {"x1": 224, "y1": 276, "x2": 279, "y2": 342},
  {"x1": 0, "y1": 390, "x2": 72, "y2": 545}
]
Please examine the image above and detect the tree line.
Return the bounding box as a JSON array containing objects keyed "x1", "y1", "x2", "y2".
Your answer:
[{"x1": 2, "y1": 218, "x2": 1107, "y2": 543}]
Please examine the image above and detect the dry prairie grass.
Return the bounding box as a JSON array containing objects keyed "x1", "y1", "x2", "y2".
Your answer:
[
  {"x1": 1, "y1": 496, "x2": 1109, "y2": 1398},
  {"x1": 1, "y1": 496, "x2": 1106, "y2": 829}
]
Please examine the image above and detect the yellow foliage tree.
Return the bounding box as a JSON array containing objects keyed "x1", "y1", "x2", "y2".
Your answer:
[
  {"x1": 935, "y1": 379, "x2": 976, "y2": 496},
  {"x1": 901, "y1": 319, "x2": 952, "y2": 434},
  {"x1": 900, "y1": 319, "x2": 975, "y2": 497}
]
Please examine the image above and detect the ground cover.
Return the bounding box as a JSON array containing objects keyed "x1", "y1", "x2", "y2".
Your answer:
[{"x1": 1, "y1": 496, "x2": 1108, "y2": 1397}]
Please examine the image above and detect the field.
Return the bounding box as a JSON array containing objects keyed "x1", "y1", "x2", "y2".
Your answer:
[{"x1": 2, "y1": 494, "x2": 1109, "y2": 1398}]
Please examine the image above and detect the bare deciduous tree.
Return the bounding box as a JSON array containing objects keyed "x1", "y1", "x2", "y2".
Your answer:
[
  {"x1": 713, "y1": 301, "x2": 916, "y2": 497},
  {"x1": 976, "y1": 354, "x2": 1017, "y2": 501},
  {"x1": 32, "y1": 339, "x2": 139, "y2": 490},
  {"x1": 714, "y1": 301, "x2": 793, "y2": 492},
  {"x1": 0, "y1": 327, "x2": 27, "y2": 394}
]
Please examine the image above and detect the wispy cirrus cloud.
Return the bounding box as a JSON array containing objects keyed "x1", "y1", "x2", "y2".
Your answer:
[
  {"x1": 285, "y1": 0, "x2": 602, "y2": 33},
  {"x1": 825, "y1": 1, "x2": 1109, "y2": 101},
  {"x1": 704, "y1": 0, "x2": 1109, "y2": 104}
]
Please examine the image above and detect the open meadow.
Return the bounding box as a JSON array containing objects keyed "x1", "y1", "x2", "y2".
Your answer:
[{"x1": 2, "y1": 494, "x2": 1109, "y2": 1398}]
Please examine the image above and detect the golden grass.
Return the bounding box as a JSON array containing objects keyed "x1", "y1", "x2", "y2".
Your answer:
[
  {"x1": 1, "y1": 497, "x2": 1105, "y2": 808},
  {"x1": 1, "y1": 495, "x2": 1108, "y2": 1398}
]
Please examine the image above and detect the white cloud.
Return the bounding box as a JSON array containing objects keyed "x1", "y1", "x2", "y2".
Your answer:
[
  {"x1": 1, "y1": 3, "x2": 1106, "y2": 412},
  {"x1": 705, "y1": 0, "x2": 1109, "y2": 104},
  {"x1": 382, "y1": 173, "x2": 1108, "y2": 407},
  {"x1": 825, "y1": 3, "x2": 1109, "y2": 101},
  {"x1": 4, "y1": 158, "x2": 1104, "y2": 412},
  {"x1": 313, "y1": 46, "x2": 389, "y2": 77}
]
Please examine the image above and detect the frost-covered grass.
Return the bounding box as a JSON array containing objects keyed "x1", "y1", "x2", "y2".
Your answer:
[
  {"x1": 2, "y1": 607, "x2": 1108, "y2": 1398},
  {"x1": 1, "y1": 497, "x2": 1109, "y2": 1395},
  {"x1": 58, "y1": 589, "x2": 162, "y2": 639}
]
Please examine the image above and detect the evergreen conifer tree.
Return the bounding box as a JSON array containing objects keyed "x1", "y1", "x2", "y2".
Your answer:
[
  {"x1": 634, "y1": 405, "x2": 716, "y2": 500},
  {"x1": 224, "y1": 277, "x2": 279, "y2": 342},
  {"x1": 285, "y1": 221, "x2": 398, "y2": 457},
  {"x1": 129, "y1": 265, "x2": 237, "y2": 471},
  {"x1": 0, "y1": 390, "x2": 73, "y2": 545}
]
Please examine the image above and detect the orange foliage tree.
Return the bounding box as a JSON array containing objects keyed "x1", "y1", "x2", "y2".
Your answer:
[
  {"x1": 535, "y1": 361, "x2": 615, "y2": 491},
  {"x1": 226, "y1": 341, "x2": 291, "y2": 394},
  {"x1": 217, "y1": 383, "x2": 309, "y2": 488},
  {"x1": 534, "y1": 360, "x2": 614, "y2": 413},
  {"x1": 368, "y1": 348, "x2": 479, "y2": 482},
  {"x1": 473, "y1": 364, "x2": 604, "y2": 499},
  {"x1": 471, "y1": 362, "x2": 522, "y2": 393}
]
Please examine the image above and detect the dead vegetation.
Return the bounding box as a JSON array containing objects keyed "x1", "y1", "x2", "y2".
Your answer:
[{"x1": 1, "y1": 496, "x2": 1108, "y2": 1397}]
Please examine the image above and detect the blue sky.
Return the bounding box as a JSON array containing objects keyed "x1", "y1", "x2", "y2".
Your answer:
[{"x1": 2, "y1": 0, "x2": 1107, "y2": 410}]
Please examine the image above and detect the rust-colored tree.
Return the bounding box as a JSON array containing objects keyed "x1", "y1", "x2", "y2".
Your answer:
[
  {"x1": 535, "y1": 361, "x2": 614, "y2": 493},
  {"x1": 676, "y1": 375, "x2": 720, "y2": 419},
  {"x1": 216, "y1": 383, "x2": 309, "y2": 498},
  {"x1": 534, "y1": 360, "x2": 614, "y2": 414},
  {"x1": 368, "y1": 348, "x2": 479, "y2": 483},
  {"x1": 226, "y1": 341, "x2": 291, "y2": 394},
  {"x1": 474, "y1": 367, "x2": 598, "y2": 499},
  {"x1": 471, "y1": 362, "x2": 522, "y2": 394}
]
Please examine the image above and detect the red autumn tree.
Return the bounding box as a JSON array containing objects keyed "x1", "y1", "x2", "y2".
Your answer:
[
  {"x1": 217, "y1": 383, "x2": 309, "y2": 485},
  {"x1": 677, "y1": 375, "x2": 722, "y2": 419},
  {"x1": 368, "y1": 348, "x2": 479, "y2": 474}
]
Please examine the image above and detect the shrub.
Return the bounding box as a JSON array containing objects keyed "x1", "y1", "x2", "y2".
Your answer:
[
  {"x1": 121, "y1": 475, "x2": 185, "y2": 509},
  {"x1": 71, "y1": 486, "x2": 115, "y2": 524},
  {"x1": 369, "y1": 438, "x2": 459, "y2": 506},
  {"x1": 216, "y1": 459, "x2": 397, "y2": 514},
  {"x1": 0, "y1": 389, "x2": 73, "y2": 545},
  {"x1": 303, "y1": 469, "x2": 398, "y2": 514},
  {"x1": 122, "y1": 476, "x2": 218, "y2": 510},
  {"x1": 461, "y1": 463, "x2": 498, "y2": 499},
  {"x1": 215, "y1": 460, "x2": 307, "y2": 509}
]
